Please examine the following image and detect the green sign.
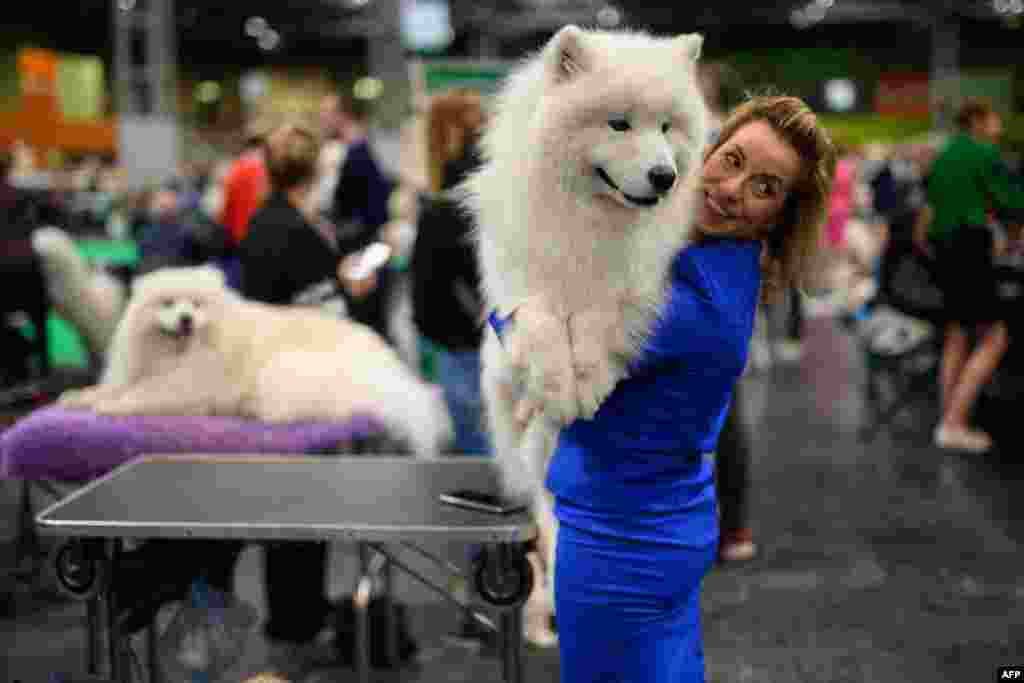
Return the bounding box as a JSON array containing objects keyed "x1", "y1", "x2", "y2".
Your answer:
[{"x1": 421, "y1": 60, "x2": 510, "y2": 96}]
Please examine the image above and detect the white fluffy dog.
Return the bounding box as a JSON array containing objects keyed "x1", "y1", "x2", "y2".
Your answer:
[
  {"x1": 460, "y1": 25, "x2": 708, "y2": 645},
  {"x1": 59, "y1": 265, "x2": 454, "y2": 458},
  {"x1": 31, "y1": 226, "x2": 127, "y2": 360}
]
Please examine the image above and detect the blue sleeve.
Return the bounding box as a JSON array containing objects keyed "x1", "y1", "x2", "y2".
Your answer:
[{"x1": 629, "y1": 241, "x2": 761, "y2": 377}]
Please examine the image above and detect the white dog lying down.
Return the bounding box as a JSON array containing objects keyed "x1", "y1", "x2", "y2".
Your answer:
[{"x1": 60, "y1": 265, "x2": 454, "y2": 458}]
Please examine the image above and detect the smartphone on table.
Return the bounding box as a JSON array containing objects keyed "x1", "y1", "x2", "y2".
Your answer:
[{"x1": 439, "y1": 489, "x2": 529, "y2": 515}]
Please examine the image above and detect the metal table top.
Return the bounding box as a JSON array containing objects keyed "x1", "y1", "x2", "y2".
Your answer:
[{"x1": 36, "y1": 455, "x2": 536, "y2": 544}]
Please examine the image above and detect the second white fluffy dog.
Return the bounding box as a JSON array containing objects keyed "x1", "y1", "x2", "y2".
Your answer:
[{"x1": 60, "y1": 265, "x2": 454, "y2": 458}]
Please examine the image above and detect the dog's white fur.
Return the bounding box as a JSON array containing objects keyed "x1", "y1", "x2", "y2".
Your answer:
[
  {"x1": 460, "y1": 25, "x2": 708, "y2": 646},
  {"x1": 31, "y1": 226, "x2": 127, "y2": 359},
  {"x1": 59, "y1": 265, "x2": 454, "y2": 458}
]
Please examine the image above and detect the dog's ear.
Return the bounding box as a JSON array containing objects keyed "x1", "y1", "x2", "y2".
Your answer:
[
  {"x1": 674, "y1": 33, "x2": 703, "y2": 63},
  {"x1": 547, "y1": 25, "x2": 591, "y2": 83}
]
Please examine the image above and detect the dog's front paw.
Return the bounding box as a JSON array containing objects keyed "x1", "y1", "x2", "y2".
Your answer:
[
  {"x1": 503, "y1": 305, "x2": 578, "y2": 425},
  {"x1": 570, "y1": 311, "x2": 630, "y2": 420},
  {"x1": 573, "y1": 347, "x2": 626, "y2": 421}
]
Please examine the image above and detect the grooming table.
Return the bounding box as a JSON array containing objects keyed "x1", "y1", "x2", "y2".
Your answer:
[
  {"x1": 0, "y1": 406, "x2": 389, "y2": 607},
  {"x1": 37, "y1": 454, "x2": 537, "y2": 683}
]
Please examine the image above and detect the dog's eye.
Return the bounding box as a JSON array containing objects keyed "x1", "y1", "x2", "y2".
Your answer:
[
  {"x1": 608, "y1": 119, "x2": 631, "y2": 132},
  {"x1": 662, "y1": 122, "x2": 671, "y2": 134},
  {"x1": 161, "y1": 299, "x2": 174, "y2": 308}
]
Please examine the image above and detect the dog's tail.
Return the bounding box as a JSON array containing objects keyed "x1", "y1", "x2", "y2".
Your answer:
[
  {"x1": 372, "y1": 364, "x2": 455, "y2": 458},
  {"x1": 31, "y1": 226, "x2": 127, "y2": 358}
]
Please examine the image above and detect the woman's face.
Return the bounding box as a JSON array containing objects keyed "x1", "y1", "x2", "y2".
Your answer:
[{"x1": 698, "y1": 120, "x2": 804, "y2": 239}]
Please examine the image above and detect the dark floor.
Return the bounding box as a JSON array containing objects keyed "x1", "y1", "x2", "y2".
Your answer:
[{"x1": 1, "y1": 310, "x2": 1022, "y2": 683}]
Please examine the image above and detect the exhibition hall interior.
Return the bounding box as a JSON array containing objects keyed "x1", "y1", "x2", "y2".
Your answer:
[{"x1": 1, "y1": 1, "x2": 1023, "y2": 681}]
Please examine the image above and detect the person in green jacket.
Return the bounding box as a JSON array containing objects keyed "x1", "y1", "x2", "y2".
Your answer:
[{"x1": 925, "y1": 97, "x2": 1024, "y2": 453}]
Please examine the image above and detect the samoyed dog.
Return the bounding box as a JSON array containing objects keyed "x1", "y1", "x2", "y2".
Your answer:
[
  {"x1": 460, "y1": 25, "x2": 708, "y2": 646},
  {"x1": 59, "y1": 265, "x2": 454, "y2": 458}
]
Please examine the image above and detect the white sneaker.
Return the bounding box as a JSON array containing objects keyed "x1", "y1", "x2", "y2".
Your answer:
[
  {"x1": 774, "y1": 340, "x2": 803, "y2": 364},
  {"x1": 933, "y1": 425, "x2": 992, "y2": 453}
]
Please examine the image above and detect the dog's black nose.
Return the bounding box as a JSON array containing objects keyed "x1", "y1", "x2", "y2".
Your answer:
[
  {"x1": 178, "y1": 314, "x2": 193, "y2": 335},
  {"x1": 648, "y1": 165, "x2": 677, "y2": 194}
]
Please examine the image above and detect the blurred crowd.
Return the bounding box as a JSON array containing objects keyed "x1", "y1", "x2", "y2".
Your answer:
[{"x1": 0, "y1": 40, "x2": 1021, "y2": 541}]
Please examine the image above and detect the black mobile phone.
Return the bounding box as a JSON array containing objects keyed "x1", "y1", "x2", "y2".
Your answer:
[{"x1": 439, "y1": 489, "x2": 529, "y2": 515}]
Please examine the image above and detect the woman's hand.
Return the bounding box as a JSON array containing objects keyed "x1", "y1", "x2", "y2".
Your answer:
[{"x1": 337, "y1": 254, "x2": 379, "y2": 300}]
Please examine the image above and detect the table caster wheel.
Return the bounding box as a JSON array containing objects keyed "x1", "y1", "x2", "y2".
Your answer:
[
  {"x1": 47, "y1": 539, "x2": 107, "y2": 601},
  {"x1": 474, "y1": 549, "x2": 533, "y2": 609}
]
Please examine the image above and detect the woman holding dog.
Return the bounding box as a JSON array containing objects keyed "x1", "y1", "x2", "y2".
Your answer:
[{"x1": 544, "y1": 95, "x2": 835, "y2": 683}]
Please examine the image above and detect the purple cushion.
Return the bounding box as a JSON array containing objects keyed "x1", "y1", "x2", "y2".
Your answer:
[{"x1": 1, "y1": 407, "x2": 386, "y2": 482}]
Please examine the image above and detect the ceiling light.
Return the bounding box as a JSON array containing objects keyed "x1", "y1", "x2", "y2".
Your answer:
[
  {"x1": 824, "y1": 78, "x2": 856, "y2": 112},
  {"x1": 118, "y1": 0, "x2": 136, "y2": 10},
  {"x1": 240, "y1": 72, "x2": 268, "y2": 103},
  {"x1": 804, "y1": 3, "x2": 827, "y2": 22},
  {"x1": 993, "y1": 0, "x2": 1023, "y2": 14},
  {"x1": 258, "y1": 28, "x2": 281, "y2": 51},
  {"x1": 245, "y1": 16, "x2": 268, "y2": 38}
]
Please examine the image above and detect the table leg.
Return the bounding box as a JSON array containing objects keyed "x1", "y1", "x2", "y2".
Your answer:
[
  {"x1": 353, "y1": 543, "x2": 372, "y2": 683},
  {"x1": 500, "y1": 609, "x2": 524, "y2": 683},
  {"x1": 147, "y1": 620, "x2": 161, "y2": 683},
  {"x1": 105, "y1": 538, "x2": 123, "y2": 683},
  {"x1": 380, "y1": 556, "x2": 400, "y2": 668},
  {"x1": 86, "y1": 596, "x2": 102, "y2": 676}
]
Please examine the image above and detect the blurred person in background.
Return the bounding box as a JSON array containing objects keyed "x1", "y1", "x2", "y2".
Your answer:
[
  {"x1": 112, "y1": 124, "x2": 379, "y2": 670},
  {"x1": 135, "y1": 186, "x2": 189, "y2": 275},
  {"x1": 239, "y1": 123, "x2": 372, "y2": 659},
  {"x1": 926, "y1": 97, "x2": 1024, "y2": 453},
  {"x1": 327, "y1": 91, "x2": 398, "y2": 342},
  {"x1": 310, "y1": 94, "x2": 349, "y2": 220},
  {"x1": 0, "y1": 147, "x2": 19, "y2": 217},
  {"x1": 220, "y1": 120, "x2": 270, "y2": 251},
  {"x1": 411, "y1": 91, "x2": 494, "y2": 644},
  {"x1": 412, "y1": 88, "x2": 489, "y2": 456},
  {"x1": 696, "y1": 65, "x2": 761, "y2": 564},
  {"x1": 200, "y1": 158, "x2": 232, "y2": 223},
  {"x1": 240, "y1": 123, "x2": 373, "y2": 313}
]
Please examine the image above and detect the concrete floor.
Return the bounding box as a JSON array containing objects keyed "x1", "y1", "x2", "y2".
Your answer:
[{"x1": 2, "y1": 310, "x2": 1022, "y2": 682}]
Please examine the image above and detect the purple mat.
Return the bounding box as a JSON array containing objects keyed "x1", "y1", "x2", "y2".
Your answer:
[{"x1": 0, "y1": 406, "x2": 386, "y2": 482}]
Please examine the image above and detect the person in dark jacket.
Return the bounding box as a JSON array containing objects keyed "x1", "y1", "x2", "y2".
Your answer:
[
  {"x1": 412, "y1": 88, "x2": 489, "y2": 456},
  {"x1": 328, "y1": 92, "x2": 398, "y2": 342}
]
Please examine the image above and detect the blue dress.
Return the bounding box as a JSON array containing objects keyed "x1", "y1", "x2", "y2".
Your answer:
[{"x1": 546, "y1": 237, "x2": 762, "y2": 683}]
